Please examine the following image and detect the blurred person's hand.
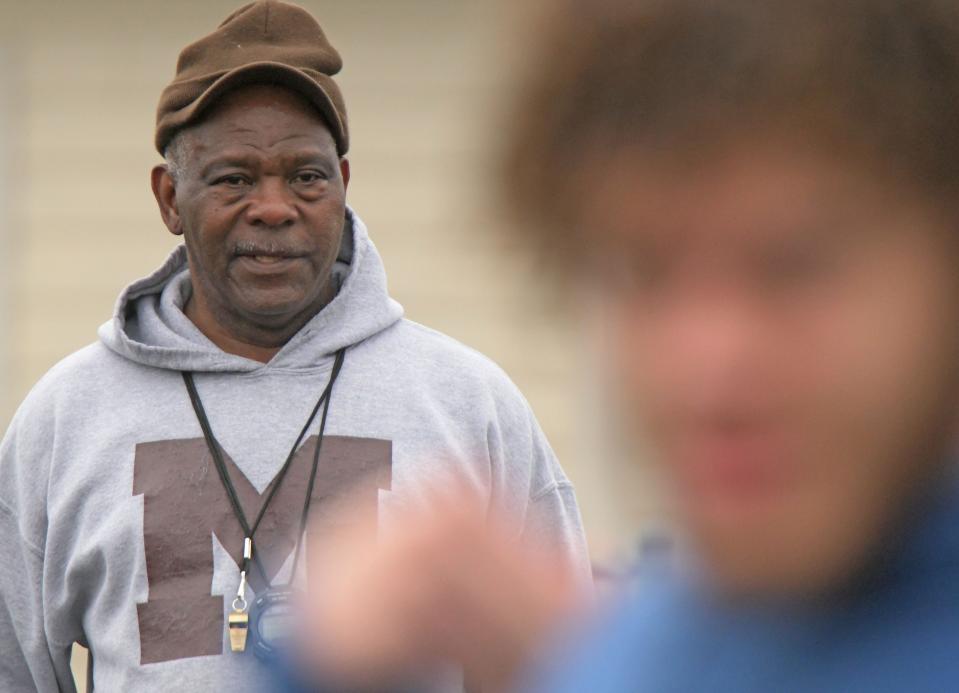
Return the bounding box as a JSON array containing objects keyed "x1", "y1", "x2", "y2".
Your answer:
[{"x1": 296, "y1": 488, "x2": 586, "y2": 692}]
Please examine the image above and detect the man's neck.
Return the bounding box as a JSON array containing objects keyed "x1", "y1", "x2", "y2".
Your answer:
[
  {"x1": 185, "y1": 298, "x2": 284, "y2": 363},
  {"x1": 182, "y1": 274, "x2": 338, "y2": 363}
]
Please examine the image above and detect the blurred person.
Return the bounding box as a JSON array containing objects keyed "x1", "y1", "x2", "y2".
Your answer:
[
  {"x1": 515, "y1": 1, "x2": 959, "y2": 689},
  {"x1": 0, "y1": 1, "x2": 590, "y2": 691},
  {"x1": 279, "y1": 0, "x2": 959, "y2": 690}
]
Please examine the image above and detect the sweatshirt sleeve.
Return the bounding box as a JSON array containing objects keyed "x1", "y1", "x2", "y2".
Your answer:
[
  {"x1": 522, "y1": 481, "x2": 592, "y2": 587},
  {"x1": 0, "y1": 505, "x2": 76, "y2": 691},
  {"x1": 488, "y1": 386, "x2": 593, "y2": 590},
  {"x1": 0, "y1": 408, "x2": 78, "y2": 692}
]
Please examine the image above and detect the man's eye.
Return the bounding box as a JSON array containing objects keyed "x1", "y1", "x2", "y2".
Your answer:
[
  {"x1": 215, "y1": 175, "x2": 248, "y2": 186},
  {"x1": 595, "y1": 250, "x2": 669, "y2": 297},
  {"x1": 756, "y1": 245, "x2": 835, "y2": 290},
  {"x1": 293, "y1": 171, "x2": 325, "y2": 185}
]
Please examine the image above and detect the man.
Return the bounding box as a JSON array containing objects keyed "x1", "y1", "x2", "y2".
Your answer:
[
  {"x1": 514, "y1": 0, "x2": 959, "y2": 688},
  {"x1": 0, "y1": 1, "x2": 589, "y2": 690},
  {"x1": 281, "y1": 0, "x2": 959, "y2": 690}
]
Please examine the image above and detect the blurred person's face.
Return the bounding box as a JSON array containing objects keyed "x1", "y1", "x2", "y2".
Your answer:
[
  {"x1": 152, "y1": 84, "x2": 349, "y2": 347},
  {"x1": 586, "y1": 140, "x2": 959, "y2": 597}
]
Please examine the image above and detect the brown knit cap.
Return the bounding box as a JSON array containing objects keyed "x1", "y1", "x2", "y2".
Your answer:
[{"x1": 155, "y1": 0, "x2": 349, "y2": 156}]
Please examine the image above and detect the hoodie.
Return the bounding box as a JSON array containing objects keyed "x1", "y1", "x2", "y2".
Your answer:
[{"x1": 0, "y1": 210, "x2": 589, "y2": 692}]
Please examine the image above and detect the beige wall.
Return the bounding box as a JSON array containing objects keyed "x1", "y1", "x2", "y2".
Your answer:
[
  {"x1": 0, "y1": 46, "x2": 12, "y2": 422},
  {"x1": 1, "y1": 0, "x2": 656, "y2": 582}
]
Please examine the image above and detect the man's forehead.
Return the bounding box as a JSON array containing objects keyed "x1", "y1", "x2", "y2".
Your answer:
[
  {"x1": 196, "y1": 141, "x2": 336, "y2": 165},
  {"x1": 171, "y1": 93, "x2": 339, "y2": 163},
  {"x1": 196, "y1": 127, "x2": 334, "y2": 151}
]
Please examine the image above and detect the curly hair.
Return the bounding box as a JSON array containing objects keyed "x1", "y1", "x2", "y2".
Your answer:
[{"x1": 506, "y1": 0, "x2": 959, "y2": 261}]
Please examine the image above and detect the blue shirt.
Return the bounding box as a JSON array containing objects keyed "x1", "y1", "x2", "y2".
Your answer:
[{"x1": 524, "y1": 482, "x2": 959, "y2": 692}]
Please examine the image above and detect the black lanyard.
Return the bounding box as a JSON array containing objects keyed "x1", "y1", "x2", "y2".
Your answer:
[{"x1": 181, "y1": 348, "x2": 346, "y2": 588}]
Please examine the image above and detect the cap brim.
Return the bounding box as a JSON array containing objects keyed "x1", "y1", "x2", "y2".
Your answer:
[{"x1": 163, "y1": 61, "x2": 347, "y2": 155}]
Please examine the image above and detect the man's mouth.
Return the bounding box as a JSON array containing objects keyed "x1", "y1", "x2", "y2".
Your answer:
[
  {"x1": 244, "y1": 254, "x2": 288, "y2": 265},
  {"x1": 670, "y1": 426, "x2": 796, "y2": 512},
  {"x1": 232, "y1": 244, "x2": 306, "y2": 274},
  {"x1": 233, "y1": 242, "x2": 305, "y2": 267}
]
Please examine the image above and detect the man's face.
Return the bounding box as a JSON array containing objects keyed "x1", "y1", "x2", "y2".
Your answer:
[
  {"x1": 585, "y1": 141, "x2": 959, "y2": 597},
  {"x1": 165, "y1": 84, "x2": 348, "y2": 336}
]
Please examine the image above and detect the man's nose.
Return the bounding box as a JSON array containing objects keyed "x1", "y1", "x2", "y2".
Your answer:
[
  {"x1": 659, "y1": 294, "x2": 763, "y2": 398},
  {"x1": 244, "y1": 178, "x2": 297, "y2": 228}
]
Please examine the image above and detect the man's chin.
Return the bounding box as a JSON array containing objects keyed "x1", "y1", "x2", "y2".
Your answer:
[
  {"x1": 229, "y1": 296, "x2": 321, "y2": 333},
  {"x1": 228, "y1": 275, "x2": 334, "y2": 321},
  {"x1": 705, "y1": 552, "x2": 853, "y2": 602},
  {"x1": 690, "y1": 513, "x2": 878, "y2": 602}
]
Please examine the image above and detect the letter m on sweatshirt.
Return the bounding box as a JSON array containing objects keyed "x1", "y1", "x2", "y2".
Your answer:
[{"x1": 132, "y1": 435, "x2": 392, "y2": 664}]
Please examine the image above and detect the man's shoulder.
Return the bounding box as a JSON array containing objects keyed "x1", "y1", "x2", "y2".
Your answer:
[
  {"x1": 1, "y1": 342, "x2": 128, "y2": 516},
  {"x1": 32, "y1": 339, "x2": 123, "y2": 387},
  {"x1": 392, "y1": 318, "x2": 503, "y2": 364},
  {"x1": 11, "y1": 341, "x2": 129, "y2": 422},
  {"x1": 385, "y1": 318, "x2": 528, "y2": 400}
]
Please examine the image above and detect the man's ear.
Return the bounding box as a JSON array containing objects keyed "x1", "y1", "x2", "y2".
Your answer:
[
  {"x1": 151, "y1": 165, "x2": 184, "y2": 236},
  {"x1": 340, "y1": 158, "x2": 351, "y2": 192}
]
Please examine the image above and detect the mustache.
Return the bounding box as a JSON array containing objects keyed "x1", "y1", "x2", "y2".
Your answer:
[{"x1": 232, "y1": 240, "x2": 305, "y2": 258}]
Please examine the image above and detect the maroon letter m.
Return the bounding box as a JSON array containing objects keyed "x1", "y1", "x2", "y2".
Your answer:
[{"x1": 132, "y1": 435, "x2": 392, "y2": 664}]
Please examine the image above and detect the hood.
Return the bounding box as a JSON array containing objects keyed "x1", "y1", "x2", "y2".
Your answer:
[{"x1": 98, "y1": 208, "x2": 404, "y2": 372}]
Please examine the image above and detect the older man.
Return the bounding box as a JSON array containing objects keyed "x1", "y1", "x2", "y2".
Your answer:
[{"x1": 0, "y1": 2, "x2": 588, "y2": 690}]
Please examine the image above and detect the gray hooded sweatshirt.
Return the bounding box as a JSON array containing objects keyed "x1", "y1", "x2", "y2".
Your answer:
[{"x1": 0, "y1": 210, "x2": 589, "y2": 692}]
